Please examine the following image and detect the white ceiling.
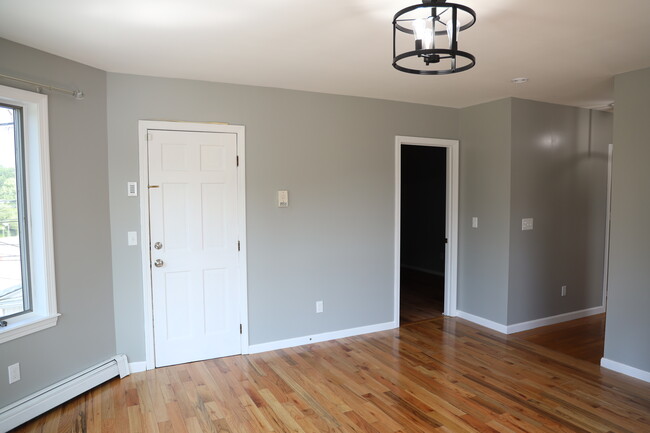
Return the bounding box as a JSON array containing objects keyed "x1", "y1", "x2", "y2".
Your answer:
[{"x1": 1, "y1": 0, "x2": 649, "y2": 109}]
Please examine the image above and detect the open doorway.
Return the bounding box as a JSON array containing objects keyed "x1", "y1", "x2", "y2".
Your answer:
[
  {"x1": 394, "y1": 136, "x2": 459, "y2": 326},
  {"x1": 400, "y1": 145, "x2": 447, "y2": 323}
]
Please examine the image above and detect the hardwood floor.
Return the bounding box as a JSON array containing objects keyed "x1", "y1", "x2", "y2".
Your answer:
[
  {"x1": 514, "y1": 313, "x2": 606, "y2": 364},
  {"x1": 400, "y1": 268, "x2": 444, "y2": 324},
  {"x1": 12, "y1": 316, "x2": 650, "y2": 433}
]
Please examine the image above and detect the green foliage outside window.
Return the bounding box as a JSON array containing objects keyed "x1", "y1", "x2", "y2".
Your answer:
[{"x1": 0, "y1": 164, "x2": 18, "y2": 238}]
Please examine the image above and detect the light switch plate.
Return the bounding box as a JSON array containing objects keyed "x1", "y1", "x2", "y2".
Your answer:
[
  {"x1": 472, "y1": 217, "x2": 478, "y2": 228},
  {"x1": 278, "y1": 190, "x2": 289, "y2": 208},
  {"x1": 127, "y1": 182, "x2": 138, "y2": 197},
  {"x1": 128, "y1": 231, "x2": 138, "y2": 246},
  {"x1": 522, "y1": 218, "x2": 534, "y2": 231},
  {"x1": 316, "y1": 300, "x2": 323, "y2": 313}
]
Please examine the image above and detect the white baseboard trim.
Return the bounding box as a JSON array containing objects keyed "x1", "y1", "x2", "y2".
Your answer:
[
  {"x1": 601, "y1": 358, "x2": 650, "y2": 383},
  {"x1": 128, "y1": 361, "x2": 147, "y2": 373},
  {"x1": 0, "y1": 354, "x2": 129, "y2": 432},
  {"x1": 248, "y1": 321, "x2": 397, "y2": 354},
  {"x1": 456, "y1": 310, "x2": 508, "y2": 334},
  {"x1": 457, "y1": 306, "x2": 606, "y2": 335},
  {"x1": 507, "y1": 306, "x2": 605, "y2": 334}
]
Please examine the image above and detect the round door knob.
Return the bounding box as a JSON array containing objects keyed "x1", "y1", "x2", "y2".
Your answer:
[{"x1": 154, "y1": 259, "x2": 164, "y2": 268}]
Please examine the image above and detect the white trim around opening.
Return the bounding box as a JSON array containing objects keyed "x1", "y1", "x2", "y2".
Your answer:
[
  {"x1": 138, "y1": 120, "x2": 248, "y2": 370},
  {"x1": 0, "y1": 84, "x2": 59, "y2": 344},
  {"x1": 394, "y1": 136, "x2": 459, "y2": 325},
  {"x1": 602, "y1": 143, "x2": 613, "y2": 310}
]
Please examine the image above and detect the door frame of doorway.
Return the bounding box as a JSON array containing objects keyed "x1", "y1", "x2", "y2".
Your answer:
[{"x1": 394, "y1": 136, "x2": 459, "y2": 324}]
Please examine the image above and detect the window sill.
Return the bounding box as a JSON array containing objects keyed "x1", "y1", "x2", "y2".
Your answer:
[{"x1": 0, "y1": 313, "x2": 60, "y2": 344}]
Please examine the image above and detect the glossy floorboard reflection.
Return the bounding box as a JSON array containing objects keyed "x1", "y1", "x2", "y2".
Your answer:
[
  {"x1": 12, "y1": 316, "x2": 650, "y2": 433},
  {"x1": 400, "y1": 268, "x2": 444, "y2": 324},
  {"x1": 515, "y1": 313, "x2": 606, "y2": 364}
]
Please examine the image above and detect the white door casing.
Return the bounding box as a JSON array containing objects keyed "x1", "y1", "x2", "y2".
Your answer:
[
  {"x1": 139, "y1": 121, "x2": 248, "y2": 369},
  {"x1": 394, "y1": 136, "x2": 459, "y2": 324},
  {"x1": 602, "y1": 143, "x2": 613, "y2": 309}
]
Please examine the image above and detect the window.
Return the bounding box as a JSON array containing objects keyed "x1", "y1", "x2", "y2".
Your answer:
[
  {"x1": 0, "y1": 84, "x2": 58, "y2": 343},
  {"x1": 0, "y1": 104, "x2": 31, "y2": 320}
]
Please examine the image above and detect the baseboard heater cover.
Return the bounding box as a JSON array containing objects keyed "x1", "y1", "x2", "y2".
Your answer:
[{"x1": 0, "y1": 354, "x2": 130, "y2": 432}]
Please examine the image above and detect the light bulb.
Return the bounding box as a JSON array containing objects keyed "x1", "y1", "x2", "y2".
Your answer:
[
  {"x1": 412, "y1": 18, "x2": 428, "y2": 42},
  {"x1": 423, "y1": 28, "x2": 434, "y2": 50},
  {"x1": 413, "y1": 18, "x2": 434, "y2": 51}
]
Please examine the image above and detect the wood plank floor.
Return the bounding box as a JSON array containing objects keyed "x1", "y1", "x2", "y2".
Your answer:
[
  {"x1": 514, "y1": 314, "x2": 606, "y2": 364},
  {"x1": 11, "y1": 317, "x2": 650, "y2": 433},
  {"x1": 400, "y1": 268, "x2": 444, "y2": 324}
]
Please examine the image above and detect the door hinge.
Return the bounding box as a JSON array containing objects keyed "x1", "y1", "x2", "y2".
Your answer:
[
  {"x1": 236, "y1": 155, "x2": 239, "y2": 167},
  {"x1": 240, "y1": 324, "x2": 243, "y2": 334},
  {"x1": 146, "y1": 133, "x2": 153, "y2": 141},
  {"x1": 148, "y1": 185, "x2": 160, "y2": 189},
  {"x1": 237, "y1": 240, "x2": 241, "y2": 251},
  {"x1": 445, "y1": 238, "x2": 448, "y2": 244}
]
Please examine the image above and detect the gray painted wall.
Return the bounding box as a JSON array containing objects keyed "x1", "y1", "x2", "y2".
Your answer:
[
  {"x1": 0, "y1": 39, "x2": 116, "y2": 408},
  {"x1": 604, "y1": 67, "x2": 650, "y2": 372},
  {"x1": 458, "y1": 98, "x2": 611, "y2": 326},
  {"x1": 458, "y1": 99, "x2": 512, "y2": 325},
  {"x1": 107, "y1": 73, "x2": 459, "y2": 361},
  {"x1": 508, "y1": 99, "x2": 611, "y2": 324},
  {"x1": 0, "y1": 36, "x2": 626, "y2": 408}
]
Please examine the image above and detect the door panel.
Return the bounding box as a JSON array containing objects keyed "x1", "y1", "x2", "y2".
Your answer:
[
  {"x1": 162, "y1": 184, "x2": 189, "y2": 250},
  {"x1": 204, "y1": 269, "x2": 228, "y2": 333},
  {"x1": 149, "y1": 129, "x2": 240, "y2": 367},
  {"x1": 201, "y1": 183, "x2": 226, "y2": 249},
  {"x1": 164, "y1": 271, "x2": 192, "y2": 340}
]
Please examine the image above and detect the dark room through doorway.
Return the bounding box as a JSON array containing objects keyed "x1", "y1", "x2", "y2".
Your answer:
[{"x1": 400, "y1": 145, "x2": 447, "y2": 324}]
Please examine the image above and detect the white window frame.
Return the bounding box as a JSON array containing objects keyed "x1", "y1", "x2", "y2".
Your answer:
[{"x1": 0, "y1": 84, "x2": 58, "y2": 344}]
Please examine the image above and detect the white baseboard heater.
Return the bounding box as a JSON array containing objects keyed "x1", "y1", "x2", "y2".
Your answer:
[{"x1": 0, "y1": 354, "x2": 130, "y2": 432}]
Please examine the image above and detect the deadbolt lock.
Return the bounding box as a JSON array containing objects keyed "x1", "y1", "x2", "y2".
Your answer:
[{"x1": 154, "y1": 242, "x2": 163, "y2": 250}]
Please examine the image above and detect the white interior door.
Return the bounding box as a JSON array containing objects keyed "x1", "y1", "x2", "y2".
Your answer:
[{"x1": 148, "y1": 129, "x2": 241, "y2": 367}]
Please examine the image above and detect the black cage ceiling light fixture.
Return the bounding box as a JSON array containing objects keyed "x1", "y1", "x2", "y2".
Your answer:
[{"x1": 393, "y1": 0, "x2": 476, "y2": 75}]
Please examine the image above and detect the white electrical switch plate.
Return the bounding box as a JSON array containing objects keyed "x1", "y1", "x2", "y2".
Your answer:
[
  {"x1": 127, "y1": 182, "x2": 138, "y2": 197},
  {"x1": 316, "y1": 300, "x2": 323, "y2": 313},
  {"x1": 8, "y1": 363, "x2": 20, "y2": 384},
  {"x1": 561, "y1": 285, "x2": 567, "y2": 297},
  {"x1": 128, "y1": 231, "x2": 138, "y2": 246},
  {"x1": 522, "y1": 218, "x2": 534, "y2": 231},
  {"x1": 472, "y1": 217, "x2": 478, "y2": 228},
  {"x1": 278, "y1": 190, "x2": 289, "y2": 208}
]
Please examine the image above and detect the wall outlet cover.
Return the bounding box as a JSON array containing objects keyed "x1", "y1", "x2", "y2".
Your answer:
[{"x1": 8, "y1": 363, "x2": 20, "y2": 384}]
